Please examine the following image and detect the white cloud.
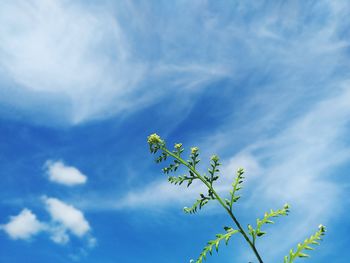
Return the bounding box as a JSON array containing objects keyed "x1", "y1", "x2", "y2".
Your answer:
[
  {"x1": 116, "y1": 180, "x2": 205, "y2": 209},
  {"x1": 44, "y1": 197, "x2": 90, "y2": 237},
  {"x1": 0, "y1": 0, "x2": 142, "y2": 124},
  {"x1": 49, "y1": 225, "x2": 70, "y2": 245},
  {"x1": 2, "y1": 198, "x2": 94, "y2": 246},
  {"x1": 87, "y1": 236, "x2": 97, "y2": 248},
  {"x1": 8, "y1": 0, "x2": 345, "y2": 127},
  {"x1": 1, "y1": 209, "x2": 44, "y2": 240},
  {"x1": 0, "y1": 0, "x2": 227, "y2": 125},
  {"x1": 45, "y1": 160, "x2": 87, "y2": 186}
]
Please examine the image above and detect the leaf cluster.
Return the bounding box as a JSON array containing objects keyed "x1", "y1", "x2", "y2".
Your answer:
[{"x1": 183, "y1": 155, "x2": 223, "y2": 214}]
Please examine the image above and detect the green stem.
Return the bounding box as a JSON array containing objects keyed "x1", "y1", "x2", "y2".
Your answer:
[{"x1": 163, "y1": 148, "x2": 264, "y2": 263}]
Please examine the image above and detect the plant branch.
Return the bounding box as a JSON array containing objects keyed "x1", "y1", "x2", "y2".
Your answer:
[{"x1": 162, "y1": 147, "x2": 264, "y2": 263}]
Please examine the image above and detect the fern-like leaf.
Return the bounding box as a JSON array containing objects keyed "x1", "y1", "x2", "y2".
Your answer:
[
  {"x1": 162, "y1": 159, "x2": 181, "y2": 174},
  {"x1": 207, "y1": 155, "x2": 220, "y2": 186},
  {"x1": 226, "y1": 168, "x2": 245, "y2": 210},
  {"x1": 188, "y1": 147, "x2": 200, "y2": 169},
  {"x1": 168, "y1": 175, "x2": 194, "y2": 186},
  {"x1": 155, "y1": 152, "x2": 168, "y2": 163},
  {"x1": 196, "y1": 227, "x2": 239, "y2": 263},
  {"x1": 184, "y1": 194, "x2": 210, "y2": 214},
  {"x1": 249, "y1": 204, "x2": 290, "y2": 244},
  {"x1": 284, "y1": 225, "x2": 326, "y2": 263}
]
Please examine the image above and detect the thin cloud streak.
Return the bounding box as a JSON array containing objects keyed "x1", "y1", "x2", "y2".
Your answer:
[
  {"x1": 238, "y1": 85, "x2": 350, "y2": 260},
  {"x1": 6, "y1": 1, "x2": 349, "y2": 126}
]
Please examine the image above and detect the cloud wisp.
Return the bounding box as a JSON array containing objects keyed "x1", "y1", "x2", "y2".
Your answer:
[
  {"x1": 0, "y1": 0, "x2": 228, "y2": 125},
  {"x1": 0, "y1": 1, "x2": 349, "y2": 127}
]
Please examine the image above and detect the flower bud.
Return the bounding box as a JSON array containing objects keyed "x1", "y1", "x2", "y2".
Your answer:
[
  {"x1": 211, "y1": 155, "x2": 219, "y2": 162},
  {"x1": 237, "y1": 168, "x2": 244, "y2": 175},
  {"x1": 318, "y1": 224, "x2": 326, "y2": 233},
  {"x1": 191, "y1": 147, "x2": 199, "y2": 155},
  {"x1": 147, "y1": 133, "x2": 163, "y2": 145},
  {"x1": 174, "y1": 143, "x2": 182, "y2": 150}
]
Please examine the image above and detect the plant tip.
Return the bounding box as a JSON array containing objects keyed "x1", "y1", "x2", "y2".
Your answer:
[
  {"x1": 174, "y1": 143, "x2": 183, "y2": 150},
  {"x1": 211, "y1": 155, "x2": 219, "y2": 162},
  {"x1": 191, "y1": 147, "x2": 199, "y2": 155},
  {"x1": 237, "y1": 167, "x2": 244, "y2": 175},
  {"x1": 318, "y1": 224, "x2": 326, "y2": 232},
  {"x1": 147, "y1": 133, "x2": 163, "y2": 145}
]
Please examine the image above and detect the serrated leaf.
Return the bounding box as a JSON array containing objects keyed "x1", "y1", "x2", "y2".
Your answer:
[
  {"x1": 284, "y1": 225, "x2": 326, "y2": 263},
  {"x1": 228, "y1": 168, "x2": 245, "y2": 210},
  {"x1": 253, "y1": 204, "x2": 290, "y2": 244},
  {"x1": 256, "y1": 231, "x2": 266, "y2": 237},
  {"x1": 195, "y1": 228, "x2": 239, "y2": 263}
]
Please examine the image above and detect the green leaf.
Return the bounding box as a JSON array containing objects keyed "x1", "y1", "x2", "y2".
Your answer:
[
  {"x1": 284, "y1": 225, "x2": 326, "y2": 263},
  {"x1": 205, "y1": 155, "x2": 221, "y2": 186},
  {"x1": 195, "y1": 227, "x2": 239, "y2": 263},
  {"x1": 184, "y1": 195, "x2": 209, "y2": 214},
  {"x1": 251, "y1": 204, "x2": 290, "y2": 244},
  {"x1": 228, "y1": 168, "x2": 245, "y2": 210}
]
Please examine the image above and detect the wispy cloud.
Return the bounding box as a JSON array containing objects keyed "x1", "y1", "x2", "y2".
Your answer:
[
  {"x1": 3, "y1": 0, "x2": 347, "y2": 127},
  {"x1": 45, "y1": 160, "x2": 87, "y2": 186},
  {"x1": 237, "y1": 85, "x2": 350, "y2": 260},
  {"x1": 249, "y1": 85, "x2": 350, "y2": 205},
  {"x1": 0, "y1": 0, "x2": 228, "y2": 125}
]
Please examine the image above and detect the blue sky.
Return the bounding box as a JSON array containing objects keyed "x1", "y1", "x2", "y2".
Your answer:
[{"x1": 0, "y1": 1, "x2": 350, "y2": 262}]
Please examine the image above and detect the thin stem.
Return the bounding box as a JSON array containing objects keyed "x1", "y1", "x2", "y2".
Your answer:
[{"x1": 163, "y1": 148, "x2": 264, "y2": 263}]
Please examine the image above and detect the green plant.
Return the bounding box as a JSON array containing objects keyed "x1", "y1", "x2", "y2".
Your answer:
[{"x1": 147, "y1": 134, "x2": 326, "y2": 263}]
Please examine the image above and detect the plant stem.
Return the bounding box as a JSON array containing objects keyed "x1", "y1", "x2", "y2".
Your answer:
[{"x1": 163, "y1": 148, "x2": 264, "y2": 263}]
